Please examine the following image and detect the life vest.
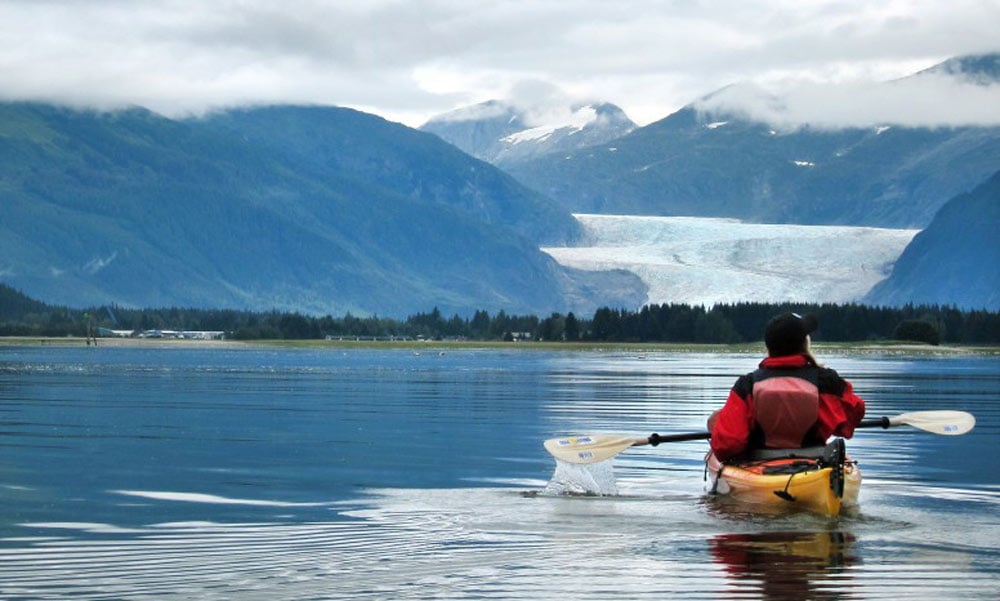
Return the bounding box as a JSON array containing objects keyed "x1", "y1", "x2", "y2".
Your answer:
[{"x1": 751, "y1": 367, "x2": 820, "y2": 448}]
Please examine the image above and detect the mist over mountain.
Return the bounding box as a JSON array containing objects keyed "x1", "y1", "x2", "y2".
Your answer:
[
  {"x1": 2, "y1": 53, "x2": 997, "y2": 317},
  {"x1": 421, "y1": 100, "x2": 635, "y2": 167},
  {"x1": 916, "y1": 53, "x2": 1000, "y2": 85},
  {"x1": 864, "y1": 170, "x2": 1000, "y2": 310},
  {"x1": 502, "y1": 53, "x2": 1000, "y2": 229},
  {"x1": 0, "y1": 102, "x2": 644, "y2": 316}
]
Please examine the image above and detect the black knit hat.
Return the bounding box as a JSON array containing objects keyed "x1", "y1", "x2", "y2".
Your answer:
[{"x1": 764, "y1": 313, "x2": 818, "y2": 357}]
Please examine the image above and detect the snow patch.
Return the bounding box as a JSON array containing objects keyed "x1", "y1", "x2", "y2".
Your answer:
[
  {"x1": 542, "y1": 215, "x2": 919, "y2": 307},
  {"x1": 502, "y1": 106, "x2": 598, "y2": 144},
  {"x1": 83, "y1": 251, "x2": 118, "y2": 274},
  {"x1": 792, "y1": 160, "x2": 815, "y2": 167},
  {"x1": 705, "y1": 121, "x2": 729, "y2": 129}
]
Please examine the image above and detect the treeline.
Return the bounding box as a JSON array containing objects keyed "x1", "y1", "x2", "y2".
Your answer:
[
  {"x1": 585, "y1": 302, "x2": 1000, "y2": 345},
  {"x1": 1, "y1": 284, "x2": 999, "y2": 344}
]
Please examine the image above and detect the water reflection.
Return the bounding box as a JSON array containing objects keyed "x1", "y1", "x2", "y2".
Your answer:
[
  {"x1": 1, "y1": 347, "x2": 997, "y2": 600},
  {"x1": 711, "y1": 531, "x2": 856, "y2": 601}
]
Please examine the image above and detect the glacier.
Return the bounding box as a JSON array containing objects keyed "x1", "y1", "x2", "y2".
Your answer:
[{"x1": 542, "y1": 215, "x2": 919, "y2": 307}]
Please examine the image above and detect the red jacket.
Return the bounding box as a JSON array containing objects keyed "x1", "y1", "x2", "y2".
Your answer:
[{"x1": 710, "y1": 354, "x2": 866, "y2": 461}]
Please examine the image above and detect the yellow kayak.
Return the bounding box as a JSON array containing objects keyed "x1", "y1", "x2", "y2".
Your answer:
[{"x1": 706, "y1": 440, "x2": 861, "y2": 517}]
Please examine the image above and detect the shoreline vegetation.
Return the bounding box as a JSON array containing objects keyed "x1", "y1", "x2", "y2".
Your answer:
[
  {"x1": 2, "y1": 336, "x2": 997, "y2": 357},
  {"x1": 4, "y1": 284, "x2": 999, "y2": 350}
]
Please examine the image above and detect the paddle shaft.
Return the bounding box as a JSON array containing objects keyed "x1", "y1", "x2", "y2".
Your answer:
[
  {"x1": 858, "y1": 416, "x2": 892, "y2": 429},
  {"x1": 641, "y1": 411, "x2": 971, "y2": 448},
  {"x1": 645, "y1": 417, "x2": 922, "y2": 447},
  {"x1": 648, "y1": 431, "x2": 711, "y2": 445},
  {"x1": 650, "y1": 413, "x2": 964, "y2": 443}
]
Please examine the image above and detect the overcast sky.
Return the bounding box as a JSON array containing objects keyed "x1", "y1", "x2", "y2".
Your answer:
[{"x1": 1, "y1": 0, "x2": 997, "y2": 129}]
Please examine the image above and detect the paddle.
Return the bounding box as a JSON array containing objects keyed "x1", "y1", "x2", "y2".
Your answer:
[
  {"x1": 544, "y1": 410, "x2": 975, "y2": 465},
  {"x1": 543, "y1": 432, "x2": 709, "y2": 465},
  {"x1": 857, "y1": 409, "x2": 976, "y2": 435}
]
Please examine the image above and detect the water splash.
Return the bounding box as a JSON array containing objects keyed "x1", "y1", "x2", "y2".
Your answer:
[{"x1": 543, "y1": 459, "x2": 619, "y2": 496}]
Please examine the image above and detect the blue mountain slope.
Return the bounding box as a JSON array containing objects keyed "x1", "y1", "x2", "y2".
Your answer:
[
  {"x1": 863, "y1": 170, "x2": 1000, "y2": 310},
  {"x1": 504, "y1": 54, "x2": 1000, "y2": 228},
  {"x1": 0, "y1": 102, "x2": 640, "y2": 316}
]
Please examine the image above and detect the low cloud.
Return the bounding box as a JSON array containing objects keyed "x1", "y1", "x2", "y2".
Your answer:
[
  {"x1": 428, "y1": 80, "x2": 596, "y2": 128},
  {"x1": 694, "y1": 73, "x2": 1000, "y2": 130},
  {"x1": 0, "y1": 1, "x2": 998, "y2": 127}
]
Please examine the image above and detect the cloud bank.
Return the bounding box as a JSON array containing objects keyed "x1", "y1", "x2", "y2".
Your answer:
[
  {"x1": 694, "y1": 73, "x2": 1000, "y2": 129},
  {"x1": 0, "y1": 0, "x2": 997, "y2": 127}
]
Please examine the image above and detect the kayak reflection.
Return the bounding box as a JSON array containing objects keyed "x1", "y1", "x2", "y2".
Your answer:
[{"x1": 710, "y1": 531, "x2": 856, "y2": 601}]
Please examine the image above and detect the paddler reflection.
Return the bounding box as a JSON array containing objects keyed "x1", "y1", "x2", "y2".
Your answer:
[{"x1": 710, "y1": 531, "x2": 856, "y2": 600}]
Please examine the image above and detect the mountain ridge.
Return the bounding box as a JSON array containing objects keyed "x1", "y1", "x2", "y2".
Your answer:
[
  {"x1": 499, "y1": 53, "x2": 1000, "y2": 229},
  {"x1": 863, "y1": 169, "x2": 1000, "y2": 310},
  {"x1": 0, "y1": 102, "x2": 645, "y2": 316},
  {"x1": 2, "y1": 53, "x2": 997, "y2": 314},
  {"x1": 421, "y1": 100, "x2": 636, "y2": 167}
]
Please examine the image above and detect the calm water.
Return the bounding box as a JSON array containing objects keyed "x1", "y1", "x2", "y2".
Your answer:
[{"x1": 1, "y1": 345, "x2": 997, "y2": 600}]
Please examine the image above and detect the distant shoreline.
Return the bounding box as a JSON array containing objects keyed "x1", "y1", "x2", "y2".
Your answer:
[
  {"x1": 0, "y1": 336, "x2": 258, "y2": 350},
  {"x1": 1, "y1": 336, "x2": 997, "y2": 356}
]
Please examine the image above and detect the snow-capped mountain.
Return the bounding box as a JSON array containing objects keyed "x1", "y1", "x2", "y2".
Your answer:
[
  {"x1": 421, "y1": 100, "x2": 635, "y2": 167},
  {"x1": 4, "y1": 54, "x2": 995, "y2": 316},
  {"x1": 505, "y1": 53, "x2": 1000, "y2": 229},
  {"x1": 543, "y1": 215, "x2": 918, "y2": 307}
]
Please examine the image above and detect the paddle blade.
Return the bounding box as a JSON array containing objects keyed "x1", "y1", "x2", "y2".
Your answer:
[
  {"x1": 892, "y1": 410, "x2": 975, "y2": 435},
  {"x1": 543, "y1": 434, "x2": 646, "y2": 464}
]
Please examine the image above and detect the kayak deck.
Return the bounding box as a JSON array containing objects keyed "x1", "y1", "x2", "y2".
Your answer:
[{"x1": 707, "y1": 450, "x2": 861, "y2": 517}]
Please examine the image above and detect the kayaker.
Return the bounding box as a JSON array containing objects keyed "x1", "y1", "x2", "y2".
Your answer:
[{"x1": 707, "y1": 312, "x2": 866, "y2": 461}]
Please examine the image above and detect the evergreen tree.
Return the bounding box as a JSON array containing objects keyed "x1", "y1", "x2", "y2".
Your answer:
[
  {"x1": 893, "y1": 319, "x2": 941, "y2": 345},
  {"x1": 564, "y1": 312, "x2": 580, "y2": 341},
  {"x1": 470, "y1": 310, "x2": 491, "y2": 338},
  {"x1": 695, "y1": 311, "x2": 739, "y2": 343}
]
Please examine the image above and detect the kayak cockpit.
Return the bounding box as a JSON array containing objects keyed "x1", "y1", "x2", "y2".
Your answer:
[{"x1": 706, "y1": 438, "x2": 861, "y2": 517}]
